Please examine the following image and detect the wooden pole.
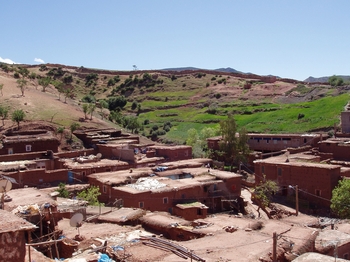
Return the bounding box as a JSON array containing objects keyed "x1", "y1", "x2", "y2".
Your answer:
[
  {"x1": 273, "y1": 232, "x2": 277, "y2": 262},
  {"x1": 295, "y1": 185, "x2": 299, "y2": 216}
]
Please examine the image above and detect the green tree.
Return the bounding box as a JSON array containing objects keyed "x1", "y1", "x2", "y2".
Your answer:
[
  {"x1": 186, "y1": 128, "x2": 199, "y2": 147},
  {"x1": 99, "y1": 100, "x2": 108, "y2": 119},
  {"x1": 38, "y1": 76, "x2": 51, "y2": 92},
  {"x1": 0, "y1": 106, "x2": 9, "y2": 126},
  {"x1": 88, "y1": 103, "x2": 96, "y2": 120},
  {"x1": 0, "y1": 83, "x2": 3, "y2": 96},
  {"x1": 82, "y1": 103, "x2": 89, "y2": 119},
  {"x1": 328, "y1": 75, "x2": 344, "y2": 87},
  {"x1": 124, "y1": 116, "x2": 140, "y2": 133},
  {"x1": 57, "y1": 126, "x2": 64, "y2": 141},
  {"x1": 70, "y1": 122, "x2": 80, "y2": 139},
  {"x1": 253, "y1": 178, "x2": 279, "y2": 218},
  {"x1": 107, "y1": 96, "x2": 127, "y2": 111},
  {"x1": 16, "y1": 78, "x2": 27, "y2": 96},
  {"x1": 219, "y1": 114, "x2": 250, "y2": 170},
  {"x1": 12, "y1": 109, "x2": 25, "y2": 129},
  {"x1": 77, "y1": 186, "x2": 102, "y2": 206},
  {"x1": 331, "y1": 178, "x2": 350, "y2": 218},
  {"x1": 52, "y1": 80, "x2": 64, "y2": 100},
  {"x1": 57, "y1": 183, "x2": 69, "y2": 198}
]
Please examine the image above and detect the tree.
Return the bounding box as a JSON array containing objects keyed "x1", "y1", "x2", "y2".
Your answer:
[
  {"x1": 57, "y1": 126, "x2": 64, "y2": 141},
  {"x1": 0, "y1": 83, "x2": 3, "y2": 96},
  {"x1": 0, "y1": 106, "x2": 9, "y2": 126},
  {"x1": 82, "y1": 103, "x2": 89, "y2": 119},
  {"x1": 63, "y1": 85, "x2": 74, "y2": 103},
  {"x1": 77, "y1": 186, "x2": 101, "y2": 206},
  {"x1": 70, "y1": 122, "x2": 80, "y2": 140},
  {"x1": 186, "y1": 128, "x2": 199, "y2": 147},
  {"x1": 107, "y1": 96, "x2": 127, "y2": 111},
  {"x1": 38, "y1": 76, "x2": 51, "y2": 92},
  {"x1": 56, "y1": 183, "x2": 69, "y2": 198},
  {"x1": 12, "y1": 109, "x2": 25, "y2": 129},
  {"x1": 88, "y1": 103, "x2": 96, "y2": 120},
  {"x1": 16, "y1": 79, "x2": 27, "y2": 96},
  {"x1": 99, "y1": 100, "x2": 108, "y2": 119},
  {"x1": 328, "y1": 75, "x2": 344, "y2": 87},
  {"x1": 252, "y1": 178, "x2": 279, "y2": 218},
  {"x1": 331, "y1": 178, "x2": 350, "y2": 218},
  {"x1": 219, "y1": 114, "x2": 250, "y2": 170},
  {"x1": 124, "y1": 116, "x2": 140, "y2": 133},
  {"x1": 52, "y1": 80, "x2": 64, "y2": 100}
]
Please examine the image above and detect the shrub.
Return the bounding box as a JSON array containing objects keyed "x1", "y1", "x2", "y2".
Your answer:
[{"x1": 143, "y1": 119, "x2": 150, "y2": 125}]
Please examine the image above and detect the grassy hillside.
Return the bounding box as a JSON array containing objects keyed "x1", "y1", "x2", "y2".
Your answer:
[{"x1": 0, "y1": 63, "x2": 348, "y2": 144}]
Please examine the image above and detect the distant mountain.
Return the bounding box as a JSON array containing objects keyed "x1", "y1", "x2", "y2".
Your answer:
[
  {"x1": 161, "y1": 67, "x2": 241, "y2": 73},
  {"x1": 304, "y1": 75, "x2": 350, "y2": 83},
  {"x1": 214, "y1": 67, "x2": 241, "y2": 74}
]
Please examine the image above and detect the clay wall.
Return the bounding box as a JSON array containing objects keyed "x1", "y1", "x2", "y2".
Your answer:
[
  {"x1": 174, "y1": 206, "x2": 208, "y2": 221},
  {"x1": 1, "y1": 139, "x2": 59, "y2": 154},
  {"x1": 318, "y1": 142, "x2": 350, "y2": 161},
  {"x1": 151, "y1": 147, "x2": 192, "y2": 161},
  {"x1": 0, "y1": 231, "x2": 26, "y2": 262},
  {"x1": 255, "y1": 162, "x2": 341, "y2": 207}
]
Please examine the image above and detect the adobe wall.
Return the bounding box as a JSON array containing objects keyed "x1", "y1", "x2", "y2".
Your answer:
[
  {"x1": 2, "y1": 140, "x2": 59, "y2": 154},
  {"x1": 154, "y1": 147, "x2": 192, "y2": 161},
  {"x1": 112, "y1": 180, "x2": 233, "y2": 213},
  {"x1": 0, "y1": 151, "x2": 49, "y2": 162},
  {"x1": 55, "y1": 148, "x2": 97, "y2": 159},
  {"x1": 319, "y1": 142, "x2": 350, "y2": 161},
  {"x1": 0, "y1": 231, "x2": 26, "y2": 262},
  {"x1": 255, "y1": 162, "x2": 341, "y2": 207},
  {"x1": 97, "y1": 146, "x2": 135, "y2": 162},
  {"x1": 341, "y1": 111, "x2": 350, "y2": 133},
  {"x1": 174, "y1": 206, "x2": 208, "y2": 221}
]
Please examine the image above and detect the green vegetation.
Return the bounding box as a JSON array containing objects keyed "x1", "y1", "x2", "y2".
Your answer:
[
  {"x1": 77, "y1": 186, "x2": 102, "y2": 206},
  {"x1": 57, "y1": 183, "x2": 69, "y2": 198},
  {"x1": 331, "y1": 179, "x2": 350, "y2": 218},
  {"x1": 253, "y1": 178, "x2": 279, "y2": 217},
  {"x1": 12, "y1": 109, "x2": 25, "y2": 129}
]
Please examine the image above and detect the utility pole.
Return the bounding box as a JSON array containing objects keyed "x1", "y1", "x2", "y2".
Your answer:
[
  {"x1": 273, "y1": 232, "x2": 277, "y2": 262},
  {"x1": 295, "y1": 185, "x2": 299, "y2": 216}
]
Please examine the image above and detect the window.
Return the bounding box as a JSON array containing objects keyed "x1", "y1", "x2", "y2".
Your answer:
[
  {"x1": 344, "y1": 253, "x2": 349, "y2": 259},
  {"x1": 81, "y1": 171, "x2": 86, "y2": 177},
  {"x1": 25, "y1": 145, "x2": 32, "y2": 152},
  {"x1": 139, "y1": 202, "x2": 144, "y2": 208},
  {"x1": 181, "y1": 194, "x2": 185, "y2": 199},
  {"x1": 277, "y1": 168, "x2": 282, "y2": 176},
  {"x1": 197, "y1": 209, "x2": 202, "y2": 215},
  {"x1": 8, "y1": 148, "x2": 13, "y2": 154},
  {"x1": 315, "y1": 189, "x2": 321, "y2": 196},
  {"x1": 184, "y1": 151, "x2": 188, "y2": 157},
  {"x1": 163, "y1": 197, "x2": 168, "y2": 204},
  {"x1": 103, "y1": 185, "x2": 107, "y2": 193},
  {"x1": 261, "y1": 166, "x2": 265, "y2": 174}
]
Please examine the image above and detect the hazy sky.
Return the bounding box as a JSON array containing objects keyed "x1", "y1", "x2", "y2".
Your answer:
[{"x1": 1, "y1": 1, "x2": 349, "y2": 81}]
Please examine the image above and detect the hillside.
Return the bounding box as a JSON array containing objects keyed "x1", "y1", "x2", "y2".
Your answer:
[{"x1": 0, "y1": 63, "x2": 349, "y2": 145}]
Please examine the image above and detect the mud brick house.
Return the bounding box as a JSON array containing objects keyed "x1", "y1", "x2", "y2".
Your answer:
[
  {"x1": 315, "y1": 229, "x2": 350, "y2": 260},
  {"x1": 61, "y1": 157, "x2": 130, "y2": 183},
  {"x1": 0, "y1": 209, "x2": 36, "y2": 262},
  {"x1": 88, "y1": 168, "x2": 153, "y2": 203},
  {"x1": 318, "y1": 138, "x2": 350, "y2": 161},
  {"x1": 0, "y1": 130, "x2": 59, "y2": 155},
  {"x1": 174, "y1": 202, "x2": 208, "y2": 221},
  {"x1": 111, "y1": 167, "x2": 242, "y2": 214},
  {"x1": 254, "y1": 153, "x2": 344, "y2": 209},
  {"x1": 341, "y1": 102, "x2": 350, "y2": 133},
  {"x1": 207, "y1": 133, "x2": 324, "y2": 153},
  {"x1": 97, "y1": 141, "x2": 137, "y2": 161},
  {"x1": 146, "y1": 145, "x2": 192, "y2": 161}
]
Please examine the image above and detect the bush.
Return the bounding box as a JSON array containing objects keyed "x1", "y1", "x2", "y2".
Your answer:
[
  {"x1": 152, "y1": 125, "x2": 159, "y2": 131},
  {"x1": 143, "y1": 119, "x2": 150, "y2": 125},
  {"x1": 82, "y1": 94, "x2": 96, "y2": 103},
  {"x1": 57, "y1": 183, "x2": 69, "y2": 198}
]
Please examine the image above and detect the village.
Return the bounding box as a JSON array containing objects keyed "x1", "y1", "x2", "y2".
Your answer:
[{"x1": 2, "y1": 101, "x2": 350, "y2": 262}]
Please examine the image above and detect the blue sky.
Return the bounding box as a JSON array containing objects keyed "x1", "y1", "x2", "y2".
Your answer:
[{"x1": 1, "y1": 1, "x2": 349, "y2": 81}]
